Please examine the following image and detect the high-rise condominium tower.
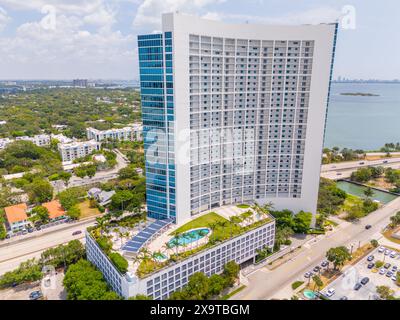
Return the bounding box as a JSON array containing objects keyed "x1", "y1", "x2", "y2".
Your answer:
[{"x1": 138, "y1": 13, "x2": 338, "y2": 224}]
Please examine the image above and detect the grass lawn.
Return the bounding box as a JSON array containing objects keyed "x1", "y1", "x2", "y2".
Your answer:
[
  {"x1": 383, "y1": 228, "x2": 400, "y2": 245},
  {"x1": 221, "y1": 285, "x2": 246, "y2": 300},
  {"x1": 341, "y1": 194, "x2": 363, "y2": 212},
  {"x1": 237, "y1": 204, "x2": 250, "y2": 209},
  {"x1": 172, "y1": 212, "x2": 228, "y2": 235},
  {"x1": 78, "y1": 200, "x2": 101, "y2": 220},
  {"x1": 325, "y1": 219, "x2": 338, "y2": 227}
]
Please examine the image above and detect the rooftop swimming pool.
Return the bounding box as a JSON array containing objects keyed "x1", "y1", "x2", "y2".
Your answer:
[{"x1": 168, "y1": 228, "x2": 210, "y2": 247}]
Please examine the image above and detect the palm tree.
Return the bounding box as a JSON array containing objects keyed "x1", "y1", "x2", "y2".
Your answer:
[
  {"x1": 96, "y1": 217, "x2": 108, "y2": 235},
  {"x1": 262, "y1": 201, "x2": 274, "y2": 213},
  {"x1": 208, "y1": 222, "x2": 218, "y2": 233},
  {"x1": 170, "y1": 237, "x2": 181, "y2": 255},
  {"x1": 162, "y1": 242, "x2": 173, "y2": 257},
  {"x1": 197, "y1": 229, "x2": 208, "y2": 247},
  {"x1": 138, "y1": 248, "x2": 152, "y2": 265},
  {"x1": 229, "y1": 216, "x2": 241, "y2": 238},
  {"x1": 152, "y1": 251, "x2": 165, "y2": 262},
  {"x1": 187, "y1": 232, "x2": 196, "y2": 250},
  {"x1": 218, "y1": 220, "x2": 229, "y2": 239},
  {"x1": 364, "y1": 187, "x2": 374, "y2": 199}
]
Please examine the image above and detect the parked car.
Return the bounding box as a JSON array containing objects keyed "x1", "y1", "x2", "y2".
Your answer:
[
  {"x1": 326, "y1": 288, "x2": 335, "y2": 297},
  {"x1": 386, "y1": 271, "x2": 393, "y2": 277},
  {"x1": 360, "y1": 277, "x2": 369, "y2": 285},
  {"x1": 384, "y1": 263, "x2": 391, "y2": 269},
  {"x1": 390, "y1": 251, "x2": 397, "y2": 258},
  {"x1": 321, "y1": 261, "x2": 329, "y2": 268},
  {"x1": 379, "y1": 268, "x2": 386, "y2": 275},
  {"x1": 378, "y1": 246, "x2": 386, "y2": 253},
  {"x1": 367, "y1": 262, "x2": 374, "y2": 269},
  {"x1": 336, "y1": 173, "x2": 342, "y2": 176},
  {"x1": 367, "y1": 255, "x2": 374, "y2": 261},
  {"x1": 72, "y1": 230, "x2": 82, "y2": 236},
  {"x1": 365, "y1": 225, "x2": 372, "y2": 230},
  {"x1": 340, "y1": 296, "x2": 348, "y2": 300},
  {"x1": 383, "y1": 160, "x2": 388, "y2": 164},
  {"x1": 313, "y1": 266, "x2": 321, "y2": 273},
  {"x1": 359, "y1": 162, "x2": 365, "y2": 165},
  {"x1": 29, "y1": 291, "x2": 43, "y2": 300},
  {"x1": 384, "y1": 249, "x2": 391, "y2": 256},
  {"x1": 392, "y1": 275, "x2": 397, "y2": 281},
  {"x1": 27, "y1": 228, "x2": 34, "y2": 233},
  {"x1": 304, "y1": 272, "x2": 312, "y2": 278},
  {"x1": 354, "y1": 283, "x2": 362, "y2": 291},
  {"x1": 21, "y1": 230, "x2": 28, "y2": 235},
  {"x1": 392, "y1": 265, "x2": 398, "y2": 272}
]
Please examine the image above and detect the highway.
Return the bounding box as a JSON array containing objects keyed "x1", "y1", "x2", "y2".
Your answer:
[
  {"x1": 0, "y1": 220, "x2": 95, "y2": 275},
  {"x1": 235, "y1": 197, "x2": 400, "y2": 300},
  {"x1": 321, "y1": 157, "x2": 400, "y2": 180}
]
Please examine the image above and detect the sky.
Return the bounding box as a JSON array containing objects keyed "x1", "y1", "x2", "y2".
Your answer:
[{"x1": 0, "y1": 0, "x2": 399, "y2": 80}]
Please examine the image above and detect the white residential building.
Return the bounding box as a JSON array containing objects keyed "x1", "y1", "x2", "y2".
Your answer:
[
  {"x1": 15, "y1": 134, "x2": 51, "y2": 147},
  {"x1": 87, "y1": 12, "x2": 338, "y2": 300},
  {"x1": 141, "y1": 13, "x2": 338, "y2": 224},
  {"x1": 0, "y1": 138, "x2": 12, "y2": 149},
  {"x1": 86, "y1": 124, "x2": 143, "y2": 142},
  {"x1": 51, "y1": 133, "x2": 75, "y2": 144},
  {"x1": 58, "y1": 140, "x2": 101, "y2": 162}
]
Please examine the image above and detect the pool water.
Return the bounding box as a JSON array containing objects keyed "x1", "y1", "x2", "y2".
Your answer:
[
  {"x1": 303, "y1": 290, "x2": 317, "y2": 299},
  {"x1": 154, "y1": 253, "x2": 167, "y2": 261},
  {"x1": 168, "y1": 228, "x2": 210, "y2": 247},
  {"x1": 336, "y1": 181, "x2": 398, "y2": 204}
]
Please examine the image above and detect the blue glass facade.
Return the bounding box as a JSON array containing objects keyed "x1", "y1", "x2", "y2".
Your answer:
[{"x1": 138, "y1": 32, "x2": 176, "y2": 221}]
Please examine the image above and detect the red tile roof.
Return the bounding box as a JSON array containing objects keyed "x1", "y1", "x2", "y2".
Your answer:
[
  {"x1": 4, "y1": 203, "x2": 28, "y2": 224},
  {"x1": 42, "y1": 200, "x2": 66, "y2": 219}
]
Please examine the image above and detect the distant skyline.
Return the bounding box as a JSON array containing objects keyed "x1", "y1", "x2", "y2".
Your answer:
[{"x1": 0, "y1": 0, "x2": 399, "y2": 80}]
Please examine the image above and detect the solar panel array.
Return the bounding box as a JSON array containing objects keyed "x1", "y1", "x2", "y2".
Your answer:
[{"x1": 122, "y1": 219, "x2": 173, "y2": 253}]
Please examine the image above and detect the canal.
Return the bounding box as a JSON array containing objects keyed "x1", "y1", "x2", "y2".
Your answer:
[{"x1": 336, "y1": 180, "x2": 398, "y2": 204}]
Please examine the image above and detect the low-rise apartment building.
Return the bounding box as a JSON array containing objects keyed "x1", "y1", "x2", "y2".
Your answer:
[
  {"x1": 4, "y1": 203, "x2": 31, "y2": 232},
  {"x1": 58, "y1": 140, "x2": 101, "y2": 162},
  {"x1": 16, "y1": 134, "x2": 51, "y2": 147},
  {"x1": 86, "y1": 124, "x2": 142, "y2": 142},
  {"x1": 0, "y1": 138, "x2": 12, "y2": 150}
]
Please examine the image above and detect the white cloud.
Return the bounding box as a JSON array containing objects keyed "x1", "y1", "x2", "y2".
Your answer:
[
  {"x1": 0, "y1": 12, "x2": 135, "y2": 78},
  {"x1": 0, "y1": 0, "x2": 104, "y2": 15},
  {"x1": 83, "y1": 5, "x2": 116, "y2": 30},
  {"x1": 133, "y1": 0, "x2": 226, "y2": 29},
  {"x1": 0, "y1": 6, "x2": 10, "y2": 31}
]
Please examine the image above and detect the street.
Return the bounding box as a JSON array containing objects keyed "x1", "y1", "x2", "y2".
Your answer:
[
  {"x1": 235, "y1": 197, "x2": 400, "y2": 300},
  {"x1": 0, "y1": 221, "x2": 94, "y2": 275},
  {"x1": 54, "y1": 148, "x2": 129, "y2": 192}
]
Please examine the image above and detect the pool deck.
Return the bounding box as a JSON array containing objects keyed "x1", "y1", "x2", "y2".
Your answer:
[{"x1": 105, "y1": 204, "x2": 269, "y2": 275}]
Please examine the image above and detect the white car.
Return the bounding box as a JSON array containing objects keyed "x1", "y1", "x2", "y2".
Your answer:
[
  {"x1": 378, "y1": 246, "x2": 385, "y2": 253},
  {"x1": 392, "y1": 275, "x2": 397, "y2": 281},
  {"x1": 384, "y1": 249, "x2": 391, "y2": 256},
  {"x1": 326, "y1": 288, "x2": 335, "y2": 297},
  {"x1": 390, "y1": 251, "x2": 397, "y2": 258},
  {"x1": 379, "y1": 268, "x2": 386, "y2": 275}
]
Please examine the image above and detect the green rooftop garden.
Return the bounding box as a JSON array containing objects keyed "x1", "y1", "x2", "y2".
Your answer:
[
  {"x1": 171, "y1": 212, "x2": 227, "y2": 235},
  {"x1": 136, "y1": 206, "x2": 274, "y2": 278}
]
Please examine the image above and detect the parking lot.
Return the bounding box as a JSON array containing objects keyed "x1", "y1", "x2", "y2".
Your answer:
[{"x1": 321, "y1": 246, "x2": 400, "y2": 300}]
